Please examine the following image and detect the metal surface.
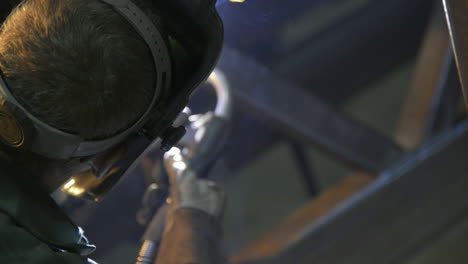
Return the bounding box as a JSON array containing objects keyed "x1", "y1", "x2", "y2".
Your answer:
[
  {"x1": 231, "y1": 172, "x2": 374, "y2": 263},
  {"x1": 217, "y1": 48, "x2": 404, "y2": 174},
  {"x1": 209, "y1": 70, "x2": 233, "y2": 119},
  {"x1": 135, "y1": 240, "x2": 158, "y2": 264},
  {"x1": 289, "y1": 142, "x2": 319, "y2": 196},
  {"x1": 425, "y1": 48, "x2": 462, "y2": 141},
  {"x1": 394, "y1": 3, "x2": 450, "y2": 149},
  {"x1": 444, "y1": 0, "x2": 468, "y2": 108},
  {"x1": 238, "y1": 119, "x2": 468, "y2": 264},
  {"x1": 179, "y1": 70, "x2": 233, "y2": 175}
]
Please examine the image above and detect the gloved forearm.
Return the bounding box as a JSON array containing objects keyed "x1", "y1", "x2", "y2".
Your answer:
[
  {"x1": 154, "y1": 208, "x2": 223, "y2": 264},
  {"x1": 154, "y1": 149, "x2": 225, "y2": 264}
]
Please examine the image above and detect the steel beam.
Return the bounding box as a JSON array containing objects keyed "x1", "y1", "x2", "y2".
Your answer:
[
  {"x1": 217, "y1": 48, "x2": 404, "y2": 173},
  {"x1": 394, "y1": 3, "x2": 450, "y2": 149},
  {"x1": 425, "y1": 48, "x2": 462, "y2": 141}
]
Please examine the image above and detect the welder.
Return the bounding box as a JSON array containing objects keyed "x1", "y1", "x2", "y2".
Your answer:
[{"x1": 0, "y1": 0, "x2": 224, "y2": 263}]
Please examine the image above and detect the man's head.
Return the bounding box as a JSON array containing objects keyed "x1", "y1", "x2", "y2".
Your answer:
[
  {"x1": 0, "y1": 0, "x2": 159, "y2": 139},
  {"x1": 0, "y1": 0, "x2": 163, "y2": 190}
]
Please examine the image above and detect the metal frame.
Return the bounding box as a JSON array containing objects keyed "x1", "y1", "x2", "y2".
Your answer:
[
  {"x1": 224, "y1": 1, "x2": 468, "y2": 263},
  {"x1": 218, "y1": 48, "x2": 404, "y2": 174},
  {"x1": 425, "y1": 48, "x2": 462, "y2": 141},
  {"x1": 238, "y1": 120, "x2": 468, "y2": 264}
]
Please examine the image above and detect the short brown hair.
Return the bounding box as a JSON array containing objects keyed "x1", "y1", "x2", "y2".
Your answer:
[{"x1": 0, "y1": 0, "x2": 161, "y2": 139}]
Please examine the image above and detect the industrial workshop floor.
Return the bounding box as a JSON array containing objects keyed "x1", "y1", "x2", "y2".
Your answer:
[{"x1": 97, "y1": 62, "x2": 468, "y2": 263}]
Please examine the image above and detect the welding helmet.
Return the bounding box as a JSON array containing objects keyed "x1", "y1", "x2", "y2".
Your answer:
[{"x1": 0, "y1": 0, "x2": 223, "y2": 201}]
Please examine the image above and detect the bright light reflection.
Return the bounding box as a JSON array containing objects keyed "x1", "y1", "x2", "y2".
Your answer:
[
  {"x1": 173, "y1": 154, "x2": 183, "y2": 162},
  {"x1": 68, "y1": 187, "x2": 85, "y2": 196},
  {"x1": 230, "y1": 0, "x2": 245, "y2": 2},
  {"x1": 63, "y1": 179, "x2": 76, "y2": 189},
  {"x1": 167, "y1": 147, "x2": 180, "y2": 156},
  {"x1": 173, "y1": 161, "x2": 187, "y2": 171}
]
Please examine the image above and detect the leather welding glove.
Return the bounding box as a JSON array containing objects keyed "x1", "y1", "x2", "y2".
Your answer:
[
  {"x1": 154, "y1": 149, "x2": 225, "y2": 264},
  {"x1": 164, "y1": 148, "x2": 225, "y2": 219}
]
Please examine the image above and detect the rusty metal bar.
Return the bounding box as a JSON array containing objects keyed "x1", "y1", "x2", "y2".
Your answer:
[
  {"x1": 395, "y1": 3, "x2": 449, "y2": 149},
  {"x1": 231, "y1": 173, "x2": 373, "y2": 263}
]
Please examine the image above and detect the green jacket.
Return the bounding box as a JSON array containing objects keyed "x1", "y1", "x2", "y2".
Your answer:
[
  {"x1": 0, "y1": 164, "x2": 95, "y2": 264},
  {"x1": 0, "y1": 162, "x2": 223, "y2": 264}
]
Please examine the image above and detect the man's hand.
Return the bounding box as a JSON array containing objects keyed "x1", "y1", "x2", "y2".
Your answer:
[{"x1": 164, "y1": 148, "x2": 225, "y2": 219}]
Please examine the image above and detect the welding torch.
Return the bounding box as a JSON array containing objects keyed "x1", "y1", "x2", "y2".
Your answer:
[{"x1": 135, "y1": 69, "x2": 232, "y2": 264}]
